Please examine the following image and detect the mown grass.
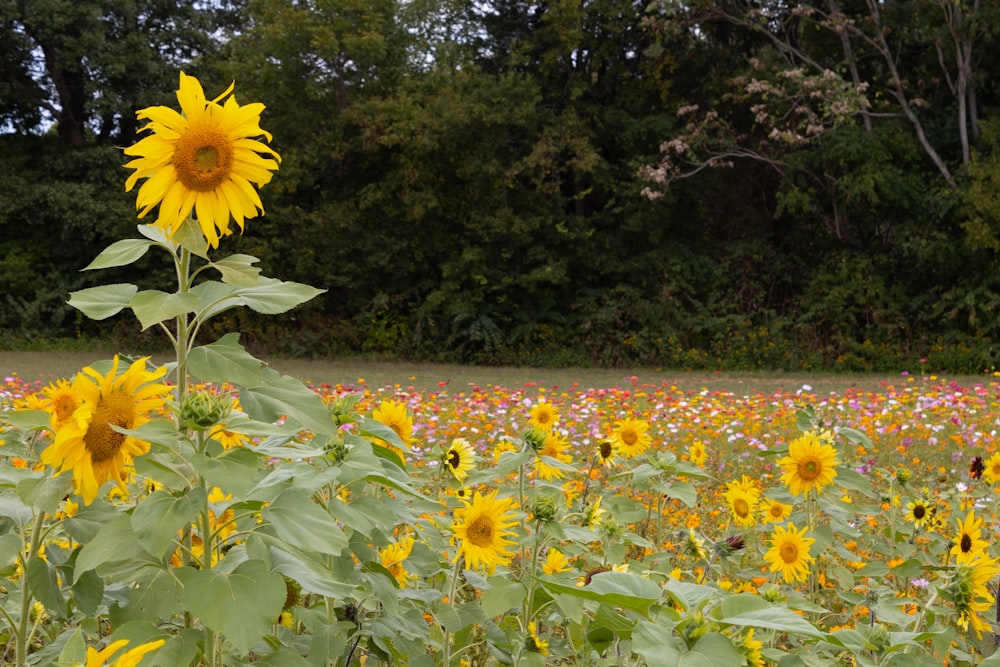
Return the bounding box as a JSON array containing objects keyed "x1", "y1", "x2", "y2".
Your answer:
[{"x1": 1, "y1": 349, "x2": 992, "y2": 395}]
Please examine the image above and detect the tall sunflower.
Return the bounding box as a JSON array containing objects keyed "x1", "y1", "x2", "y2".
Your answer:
[
  {"x1": 764, "y1": 522, "x2": 816, "y2": 584},
  {"x1": 42, "y1": 378, "x2": 80, "y2": 432},
  {"x1": 611, "y1": 417, "x2": 652, "y2": 458},
  {"x1": 536, "y1": 432, "x2": 573, "y2": 481},
  {"x1": 40, "y1": 357, "x2": 170, "y2": 505},
  {"x1": 528, "y1": 402, "x2": 559, "y2": 432},
  {"x1": 452, "y1": 489, "x2": 518, "y2": 574},
  {"x1": 777, "y1": 431, "x2": 840, "y2": 497},
  {"x1": 124, "y1": 71, "x2": 280, "y2": 249},
  {"x1": 951, "y1": 511, "x2": 988, "y2": 564},
  {"x1": 444, "y1": 437, "x2": 476, "y2": 483}
]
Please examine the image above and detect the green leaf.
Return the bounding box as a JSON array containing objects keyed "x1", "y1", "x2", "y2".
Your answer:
[
  {"x1": 27, "y1": 557, "x2": 65, "y2": 613},
  {"x1": 126, "y1": 568, "x2": 184, "y2": 622},
  {"x1": 659, "y1": 480, "x2": 697, "y2": 507},
  {"x1": 261, "y1": 489, "x2": 348, "y2": 556},
  {"x1": 0, "y1": 533, "x2": 21, "y2": 568},
  {"x1": 190, "y1": 280, "x2": 241, "y2": 320},
  {"x1": 685, "y1": 632, "x2": 742, "y2": 665},
  {"x1": 178, "y1": 559, "x2": 286, "y2": 655},
  {"x1": 17, "y1": 474, "x2": 73, "y2": 515},
  {"x1": 191, "y1": 448, "x2": 261, "y2": 497},
  {"x1": 75, "y1": 514, "x2": 145, "y2": 582},
  {"x1": 239, "y1": 368, "x2": 336, "y2": 435},
  {"x1": 62, "y1": 501, "x2": 121, "y2": 543},
  {"x1": 210, "y1": 254, "x2": 262, "y2": 286},
  {"x1": 67, "y1": 283, "x2": 138, "y2": 320},
  {"x1": 83, "y1": 239, "x2": 153, "y2": 270},
  {"x1": 233, "y1": 276, "x2": 326, "y2": 314},
  {"x1": 131, "y1": 489, "x2": 206, "y2": 558},
  {"x1": 187, "y1": 333, "x2": 264, "y2": 386},
  {"x1": 266, "y1": 543, "x2": 358, "y2": 599},
  {"x1": 836, "y1": 426, "x2": 872, "y2": 448},
  {"x1": 57, "y1": 628, "x2": 86, "y2": 666},
  {"x1": 130, "y1": 290, "x2": 201, "y2": 330},
  {"x1": 713, "y1": 594, "x2": 824, "y2": 638},
  {"x1": 538, "y1": 572, "x2": 661, "y2": 615},
  {"x1": 4, "y1": 409, "x2": 52, "y2": 431},
  {"x1": 481, "y1": 578, "x2": 527, "y2": 618},
  {"x1": 0, "y1": 492, "x2": 34, "y2": 527},
  {"x1": 632, "y1": 620, "x2": 681, "y2": 667},
  {"x1": 360, "y1": 417, "x2": 410, "y2": 452}
]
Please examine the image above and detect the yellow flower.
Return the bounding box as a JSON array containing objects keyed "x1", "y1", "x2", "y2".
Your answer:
[
  {"x1": 40, "y1": 356, "x2": 170, "y2": 505},
  {"x1": 596, "y1": 438, "x2": 616, "y2": 466},
  {"x1": 371, "y1": 400, "x2": 415, "y2": 452},
  {"x1": 984, "y1": 452, "x2": 1000, "y2": 485},
  {"x1": 738, "y1": 628, "x2": 764, "y2": 667},
  {"x1": 951, "y1": 511, "x2": 988, "y2": 564},
  {"x1": 528, "y1": 402, "x2": 559, "y2": 432},
  {"x1": 379, "y1": 534, "x2": 415, "y2": 587},
  {"x1": 764, "y1": 522, "x2": 816, "y2": 584},
  {"x1": 777, "y1": 431, "x2": 840, "y2": 497},
  {"x1": 536, "y1": 432, "x2": 573, "y2": 481},
  {"x1": 582, "y1": 495, "x2": 604, "y2": 530},
  {"x1": 542, "y1": 547, "x2": 570, "y2": 574},
  {"x1": 949, "y1": 554, "x2": 1000, "y2": 639},
  {"x1": 611, "y1": 418, "x2": 652, "y2": 458},
  {"x1": 760, "y1": 498, "x2": 793, "y2": 524},
  {"x1": 688, "y1": 440, "x2": 708, "y2": 467},
  {"x1": 208, "y1": 487, "x2": 236, "y2": 540},
  {"x1": 725, "y1": 485, "x2": 758, "y2": 528},
  {"x1": 452, "y1": 489, "x2": 518, "y2": 574},
  {"x1": 124, "y1": 71, "x2": 280, "y2": 249},
  {"x1": 905, "y1": 498, "x2": 933, "y2": 529},
  {"x1": 85, "y1": 639, "x2": 165, "y2": 667},
  {"x1": 444, "y1": 438, "x2": 476, "y2": 483},
  {"x1": 526, "y1": 621, "x2": 549, "y2": 655},
  {"x1": 43, "y1": 378, "x2": 80, "y2": 432}
]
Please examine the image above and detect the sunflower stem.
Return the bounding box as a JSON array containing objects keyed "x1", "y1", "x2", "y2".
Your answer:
[
  {"x1": 201, "y1": 477, "x2": 218, "y2": 666},
  {"x1": 442, "y1": 554, "x2": 463, "y2": 667},
  {"x1": 15, "y1": 511, "x2": 45, "y2": 667},
  {"x1": 174, "y1": 242, "x2": 193, "y2": 404}
]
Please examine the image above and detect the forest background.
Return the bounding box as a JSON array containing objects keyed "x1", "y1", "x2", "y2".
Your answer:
[{"x1": 3, "y1": 0, "x2": 1000, "y2": 374}]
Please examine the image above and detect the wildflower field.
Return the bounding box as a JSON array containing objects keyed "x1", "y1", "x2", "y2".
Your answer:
[{"x1": 3, "y1": 70, "x2": 1000, "y2": 667}]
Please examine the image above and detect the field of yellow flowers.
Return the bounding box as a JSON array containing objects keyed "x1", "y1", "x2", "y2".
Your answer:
[{"x1": 3, "y1": 368, "x2": 1000, "y2": 666}]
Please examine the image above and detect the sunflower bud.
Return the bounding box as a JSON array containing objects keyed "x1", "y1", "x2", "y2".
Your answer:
[
  {"x1": 895, "y1": 468, "x2": 911, "y2": 486},
  {"x1": 530, "y1": 495, "x2": 559, "y2": 523},
  {"x1": 179, "y1": 391, "x2": 231, "y2": 431},
  {"x1": 523, "y1": 427, "x2": 547, "y2": 452}
]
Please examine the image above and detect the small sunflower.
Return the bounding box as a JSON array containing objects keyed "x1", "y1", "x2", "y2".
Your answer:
[
  {"x1": 777, "y1": 431, "x2": 840, "y2": 497},
  {"x1": 372, "y1": 400, "x2": 416, "y2": 453},
  {"x1": 611, "y1": 417, "x2": 652, "y2": 458},
  {"x1": 947, "y1": 554, "x2": 1000, "y2": 639},
  {"x1": 124, "y1": 71, "x2": 281, "y2": 249},
  {"x1": 688, "y1": 440, "x2": 708, "y2": 467},
  {"x1": 40, "y1": 356, "x2": 170, "y2": 505},
  {"x1": 764, "y1": 522, "x2": 816, "y2": 584},
  {"x1": 582, "y1": 495, "x2": 605, "y2": 529},
  {"x1": 542, "y1": 547, "x2": 571, "y2": 574},
  {"x1": 528, "y1": 402, "x2": 559, "y2": 432},
  {"x1": 683, "y1": 528, "x2": 709, "y2": 561},
  {"x1": 951, "y1": 511, "x2": 988, "y2": 564},
  {"x1": 526, "y1": 621, "x2": 549, "y2": 656},
  {"x1": 444, "y1": 437, "x2": 476, "y2": 483},
  {"x1": 42, "y1": 378, "x2": 81, "y2": 431},
  {"x1": 983, "y1": 452, "x2": 1000, "y2": 485},
  {"x1": 85, "y1": 638, "x2": 165, "y2": 667},
  {"x1": 905, "y1": 498, "x2": 934, "y2": 529},
  {"x1": 596, "y1": 438, "x2": 616, "y2": 466},
  {"x1": 379, "y1": 534, "x2": 415, "y2": 587},
  {"x1": 724, "y1": 486, "x2": 758, "y2": 528},
  {"x1": 207, "y1": 487, "x2": 236, "y2": 540},
  {"x1": 452, "y1": 489, "x2": 518, "y2": 574},
  {"x1": 738, "y1": 628, "x2": 764, "y2": 667},
  {"x1": 536, "y1": 432, "x2": 573, "y2": 481},
  {"x1": 760, "y1": 498, "x2": 793, "y2": 524}
]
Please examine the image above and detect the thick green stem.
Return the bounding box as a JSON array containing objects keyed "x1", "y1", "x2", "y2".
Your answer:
[
  {"x1": 442, "y1": 555, "x2": 463, "y2": 667},
  {"x1": 15, "y1": 511, "x2": 46, "y2": 666},
  {"x1": 174, "y1": 245, "x2": 192, "y2": 402},
  {"x1": 201, "y1": 477, "x2": 217, "y2": 666}
]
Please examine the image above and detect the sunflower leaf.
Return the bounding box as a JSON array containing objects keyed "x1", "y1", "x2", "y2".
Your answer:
[
  {"x1": 74, "y1": 514, "x2": 145, "y2": 582},
  {"x1": 712, "y1": 594, "x2": 825, "y2": 638},
  {"x1": 68, "y1": 283, "x2": 138, "y2": 320},
  {"x1": 260, "y1": 488, "x2": 348, "y2": 556},
  {"x1": 131, "y1": 489, "x2": 207, "y2": 558},
  {"x1": 237, "y1": 368, "x2": 336, "y2": 435},
  {"x1": 130, "y1": 290, "x2": 201, "y2": 330},
  {"x1": 233, "y1": 276, "x2": 326, "y2": 314},
  {"x1": 187, "y1": 333, "x2": 264, "y2": 386},
  {"x1": 83, "y1": 239, "x2": 153, "y2": 270},
  {"x1": 210, "y1": 254, "x2": 262, "y2": 286}
]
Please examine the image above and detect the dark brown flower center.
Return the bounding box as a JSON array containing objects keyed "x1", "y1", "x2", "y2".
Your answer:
[{"x1": 84, "y1": 391, "x2": 135, "y2": 463}]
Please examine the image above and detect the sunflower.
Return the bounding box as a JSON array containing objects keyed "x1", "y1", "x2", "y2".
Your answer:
[
  {"x1": 536, "y1": 432, "x2": 573, "y2": 481},
  {"x1": 983, "y1": 452, "x2": 1000, "y2": 485},
  {"x1": 528, "y1": 402, "x2": 559, "y2": 432},
  {"x1": 760, "y1": 498, "x2": 793, "y2": 524},
  {"x1": 371, "y1": 400, "x2": 415, "y2": 453},
  {"x1": 86, "y1": 638, "x2": 165, "y2": 667},
  {"x1": 596, "y1": 438, "x2": 616, "y2": 466},
  {"x1": 948, "y1": 554, "x2": 1000, "y2": 639},
  {"x1": 379, "y1": 534, "x2": 415, "y2": 587},
  {"x1": 611, "y1": 417, "x2": 652, "y2": 458},
  {"x1": 444, "y1": 437, "x2": 476, "y2": 483},
  {"x1": 688, "y1": 440, "x2": 708, "y2": 467},
  {"x1": 738, "y1": 628, "x2": 764, "y2": 667},
  {"x1": 905, "y1": 498, "x2": 934, "y2": 529},
  {"x1": 40, "y1": 356, "x2": 170, "y2": 505},
  {"x1": 582, "y1": 496, "x2": 605, "y2": 529},
  {"x1": 683, "y1": 528, "x2": 709, "y2": 561},
  {"x1": 542, "y1": 547, "x2": 571, "y2": 574},
  {"x1": 764, "y1": 522, "x2": 816, "y2": 584},
  {"x1": 777, "y1": 431, "x2": 841, "y2": 497},
  {"x1": 124, "y1": 71, "x2": 280, "y2": 249},
  {"x1": 951, "y1": 511, "x2": 988, "y2": 564},
  {"x1": 724, "y1": 486, "x2": 758, "y2": 528},
  {"x1": 208, "y1": 486, "x2": 236, "y2": 540},
  {"x1": 42, "y1": 378, "x2": 80, "y2": 431},
  {"x1": 526, "y1": 621, "x2": 549, "y2": 656},
  {"x1": 452, "y1": 489, "x2": 518, "y2": 574}
]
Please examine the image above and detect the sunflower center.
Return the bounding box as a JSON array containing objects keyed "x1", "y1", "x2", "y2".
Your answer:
[
  {"x1": 621, "y1": 430, "x2": 638, "y2": 446},
  {"x1": 769, "y1": 504, "x2": 784, "y2": 518},
  {"x1": 913, "y1": 505, "x2": 926, "y2": 520},
  {"x1": 52, "y1": 395, "x2": 78, "y2": 423},
  {"x1": 779, "y1": 542, "x2": 799, "y2": 564},
  {"x1": 173, "y1": 125, "x2": 234, "y2": 192},
  {"x1": 960, "y1": 534, "x2": 972, "y2": 552},
  {"x1": 797, "y1": 457, "x2": 821, "y2": 481},
  {"x1": 599, "y1": 440, "x2": 613, "y2": 459},
  {"x1": 734, "y1": 498, "x2": 750, "y2": 517},
  {"x1": 447, "y1": 450, "x2": 461, "y2": 469},
  {"x1": 467, "y1": 515, "x2": 495, "y2": 548},
  {"x1": 84, "y1": 391, "x2": 136, "y2": 464}
]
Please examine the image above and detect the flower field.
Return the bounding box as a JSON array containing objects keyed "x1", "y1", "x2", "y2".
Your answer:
[{"x1": 4, "y1": 368, "x2": 1000, "y2": 666}]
